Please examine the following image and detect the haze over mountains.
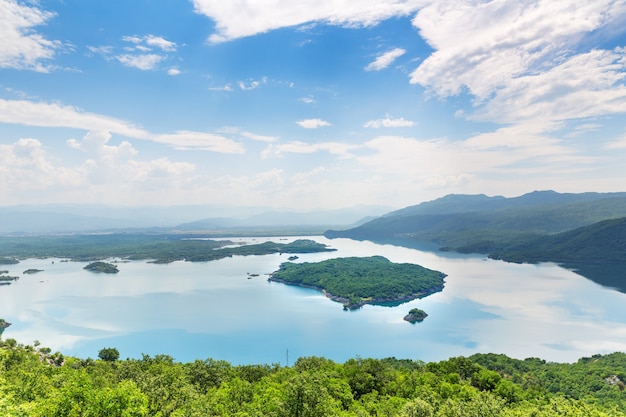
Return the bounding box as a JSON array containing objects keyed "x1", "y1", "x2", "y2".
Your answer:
[{"x1": 0, "y1": 204, "x2": 390, "y2": 235}]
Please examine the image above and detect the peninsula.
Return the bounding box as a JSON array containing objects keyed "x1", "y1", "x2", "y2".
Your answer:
[{"x1": 268, "y1": 256, "x2": 445, "y2": 310}]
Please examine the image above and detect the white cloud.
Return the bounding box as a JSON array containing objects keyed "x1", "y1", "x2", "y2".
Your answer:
[
  {"x1": 208, "y1": 84, "x2": 234, "y2": 91},
  {"x1": 192, "y1": 0, "x2": 426, "y2": 43},
  {"x1": 261, "y1": 141, "x2": 356, "y2": 159},
  {"x1": 145, "y1": 35, "x2": 177, "y2": 52},
  {"x1": 299, "y1": 96, "x2": 315, "y2": 104},
  {"x1": 122, "y1": 34, "x2": 177, "y2": 52},
  {"x1": 116, "y1": 53, "x2": 164, "y2": 70},
  {"x1": 0, "y1": 98, "x2": 244, "y2": 153},
  {"x1": 238, "y1": 77, "x2": 268, "y2": 90},
  {"x1": 240, "y1": 131, "x2": 278, "y2": 143},
  {"x1": 364, "y1": 115, "x2": 415, "y2": 128},
  {"x1": 154, "y1": 131, "x2": 245, "y2": 153},
  {"x1": 473, "y1": 48, "x2": 626, "y2": 124},
  {"x1": 90, "y1": 34, "x2": 177, "y2": 71},
  {"x1": 0, "y1": 0, "x2": 61, "y2": 71},
  {"x1": 409, "y1": 0, "x2": 626, "y2": 126},
  {"x1": 0, "y1": 135, "x2": 196, "y2": 203},
  {"x1": 296, "y1": 118, "x2": 332, "y2": 128},
  {"x1": 365, "y1": 48, "x2": 406, "y2": 71}
]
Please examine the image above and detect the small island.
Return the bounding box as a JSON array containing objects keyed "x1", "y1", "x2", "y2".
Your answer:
[
  {"x1": 23, "y1": 269, "x2": 44, "y2": 274},
  {"x1": 404, "y1": 308, "x2": 428, "y2": 323},
  {"x1": 268, "y1": 256, "x2": 446, "y2": 310},
  {"x1": 83, "y1": 261, "x2": 119, "y2": 274}
]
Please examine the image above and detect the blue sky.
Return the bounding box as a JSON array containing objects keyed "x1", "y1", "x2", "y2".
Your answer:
[{"x1": 1, "y1": 0, "x2": 626, "y2": 210}]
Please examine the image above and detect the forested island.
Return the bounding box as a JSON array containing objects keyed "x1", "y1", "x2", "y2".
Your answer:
[
  {"x1": 0, "y1": 337, "x2": 625, "y2": 416},
  {"x1": 269, "y1": 256, "x2": 445, "y2": 310},
  {"x1": 84, "y1": 261, "x2": 119, "y2": 274},
  {"x1": 404, "y1": 308, "x2": 428, "y2": 323}
]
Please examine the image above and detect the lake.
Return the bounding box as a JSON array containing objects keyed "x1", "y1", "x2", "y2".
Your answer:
[{"x1": 1, "y1": 236, "x2": 625, "y2": 365}]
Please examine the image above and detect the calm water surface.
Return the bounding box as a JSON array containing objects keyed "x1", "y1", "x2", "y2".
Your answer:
[{"x1": 2, "y1": 236, "x2": 625, "y2": 364}]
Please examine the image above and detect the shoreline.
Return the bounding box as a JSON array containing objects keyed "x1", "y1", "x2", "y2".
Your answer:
[{"x1": 268, "y1": 276, "x2": 444, "y2": 310}]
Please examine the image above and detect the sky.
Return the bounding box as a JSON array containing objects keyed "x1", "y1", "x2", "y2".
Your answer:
[{"x1": 1, "y1": 0, "x2": 626, "y2": 211}]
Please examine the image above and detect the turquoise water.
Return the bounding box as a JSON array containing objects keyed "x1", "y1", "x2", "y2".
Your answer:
[{"x1": 1, "y1": 236, "x2": 625, "y2": 364}]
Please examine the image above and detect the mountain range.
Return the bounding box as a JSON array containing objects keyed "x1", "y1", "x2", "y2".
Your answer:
[{"x1": 325, "y1": 190, "x2": 626, "y2": 263}]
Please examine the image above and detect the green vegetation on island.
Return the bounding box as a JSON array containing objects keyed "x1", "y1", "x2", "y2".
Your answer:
[
  {"x1": 404, "y1": 308, "x2": 428, "y2": 323},
  {"x1": 0, "y1": 234, "x2": 335, "y2": 264},
  {"x1": 1, "y1": 338, "x2": 626, "y2": 416},
  {"x1": 23, "y1": 268, "x2": 44, "y2": 274},
  {"x1": 84, "y1": 261, "x2": 119, "y2": 274},
  {"x1": 269, "y1": 256, "x2": 445, "y2": 310}
]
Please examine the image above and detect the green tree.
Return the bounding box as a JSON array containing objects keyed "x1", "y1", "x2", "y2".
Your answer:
[{"x1": 98, "y1": 347, "x2": 120, "y2": 362}]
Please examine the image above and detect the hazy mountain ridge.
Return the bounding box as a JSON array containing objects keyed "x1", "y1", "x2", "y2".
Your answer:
[
  {"x1": 0, "y1": 204, "x2": 391, "y2": 235},
  {"x1": 325, "y1": 191, "x2": 626, "y2": 257}
]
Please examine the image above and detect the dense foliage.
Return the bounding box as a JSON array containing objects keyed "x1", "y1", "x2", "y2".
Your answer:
[
  {"x1": 1, "y1": 339, "x2": 625, "y2": 416},
  {"x1": 269, "y1": 256, "x2": 445, "y2": 309},
  {"x1": 84, "y1": 261, "x2": 119, "y2": 274},
  {"x1": 0, "y1": 235, "x2": 335, "y2": 264},
  {"x1": 488, "y1": 217, "x2": 626, "y2": 264}
]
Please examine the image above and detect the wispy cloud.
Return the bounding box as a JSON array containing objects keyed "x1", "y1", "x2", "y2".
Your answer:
[
  {"x1": 238, "y1": 77, "x2": 268, "y2": 90},
  {"x1": 0, "y1": 98, "x2": 244, "y2": 153},
  {"x1": 116, "y1": 54, "x2": 164, "y2": 71},
  {"x1": 0, "y1": 0, "x2": 61, "y2": 72},
  {"x1": 409, "y1": 0, "x2": 626, "y2": 127},
  {"x1": 89, "y1": 33, "x2": 177, "y2": 71},
  {"x1": 296, "y1": 118, "x2": 332, "y2": 128},
  {"x1": 365, "y1": 48, "x2": 406, "y2": 71},
  {"x1": 262, "y1": 141, "x2": 356, "y2": 158},
  {"x1": 192, "y1": 0, "x2": 424, "y2": 43},
  {"x1": 364, "y1": 115, "x2": 414, "y2": 128}
]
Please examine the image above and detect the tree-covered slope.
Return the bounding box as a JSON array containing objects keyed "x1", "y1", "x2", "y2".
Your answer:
[
  {"x1": 1, "y1": 338, "x2": 625, "y2": 416},
  {"x1": 488, "y1": 217, "x2": 626, "y2": 263},
  {"x1": 325, "y1": 191, "x2": 626, "y2": 252}
]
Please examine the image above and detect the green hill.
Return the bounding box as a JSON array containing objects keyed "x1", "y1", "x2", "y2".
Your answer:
[
  {"x1": 325, "y1": 191, "x2": 626, "y2": 254},
  {"x1": 489, "y1": 217, "x2": 626, "y2": 264}
]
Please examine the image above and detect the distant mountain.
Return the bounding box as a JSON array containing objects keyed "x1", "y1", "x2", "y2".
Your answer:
[
  {"x1": 325, "y1": 191, "x2": 626, "y2": 252},
  {"x1": 174, "y1": 207, "x2": 391, "y2": 231},
  {"x1": 0, "y1": 204, "x2": 392, "y2": 235}
]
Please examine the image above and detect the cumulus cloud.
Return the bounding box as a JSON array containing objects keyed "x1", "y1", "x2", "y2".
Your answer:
[
  {"x1": 192, "y1": 0, "x2": 425, "y2": 43},
  {"x1": 364, "y1": 115, "x2": 415, "y2": 128},
  {"x1": 167, "y1": 67, "x2": 181, "y2": 76},
  {"x1": 0, "y1": 98, "x2": 244, "y2": 153},
  {"x1": 0, "y1": 134, "x2": 199, "y2": 205},
  {"x1": 0, "y1": 0, "x2": 61, "y2": 71},
  {"x1": 409, "y1": 0, "x2": 626, "y2": 125},
  {"x1": 296, "y1": 118, "x2": 332, "y2": 128},
  {"x1": 364, "y1": 48, "x2": 406, "y2": 71}
]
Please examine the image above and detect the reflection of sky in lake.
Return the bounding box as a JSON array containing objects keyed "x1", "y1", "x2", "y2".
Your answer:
[{"x1": 1, "y1": 236, "x2": 625, "y2": 364}]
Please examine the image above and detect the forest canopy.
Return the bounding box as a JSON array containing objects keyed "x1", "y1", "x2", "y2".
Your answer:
[{"x1": 0, "y1": 339, "x2": 625, "y2": 417}]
